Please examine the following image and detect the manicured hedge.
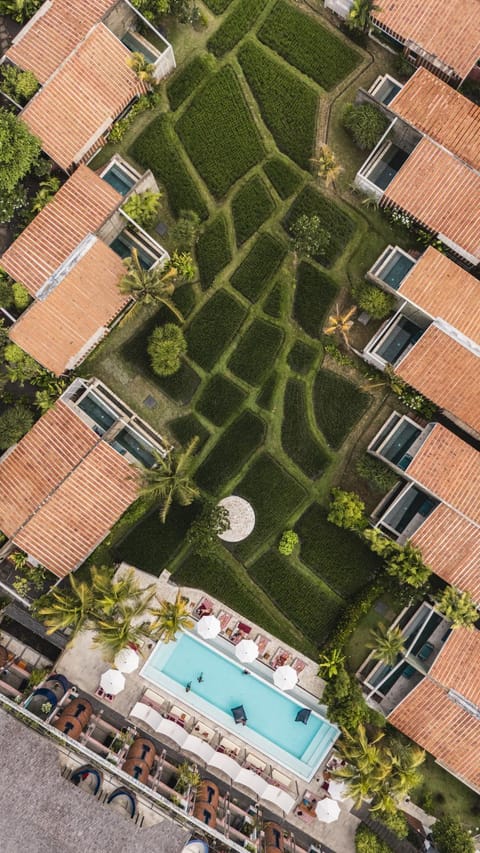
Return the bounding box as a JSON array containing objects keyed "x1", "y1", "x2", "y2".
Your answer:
[
  {"x1": 228, "y1": 318, "x2": 284, "y2": 386},
  {"x1": 196, "y1": 212, "x2": 232, "y2": 290},
  {"x1": 263, "y1": 155, "x2": 303, "y2": 199},
  {"x1": 116, "y1": 501, "x2": 201, "y2": 575},
  {"x1": 313, "y1": 369, "x2": 369, "y2": 449},
  {"x1": 287, "y1": 339, "x2": 317, "y2": 374},
  {"x1": 167, "y1": 54, "x2": 214, "y2": 110},
  {"x1": 231, "y1": 232, "x2": 287, "y2": 302},
  {"x1": 169, "y1": 413, "x2": 210, "y2": 450},
  {"x1": 281, "y1": 378, "x2": 330, "y2": 478},
  {"x1": 186, "y1": 290, "x2": 247, "y2": 370},
  {"x1": 295, "y1": 503, "x2": 380, "y2": 598},
  {"x1": 231, "y1": 175, "x2": 275, "y2": 246},
  {"x1": 154, "y1": 360, "x2": 201, "y2": 405},
  {"x1": 130, "y1": 115, "x2": 208, "y2": 220},
  {"x1": 196, "y1": 374, "x2": 247, "y2": 426},
  {"x1": 195, "y1": 410, "x2": 266, "y2": 494},
  {"x1": 203, "y1": 0, "x2": 233, "y2": 14},
  {"x1": 238, "y1": 39, "x2": 318, "y2": 169},
  {"x1": 258, "y1": 0, "x2": 361, "y2": 90},
  {"x1": 250, "y1": 550, "x2": 343, "y2": 644},
  {"x1": 207, "y1": 0, "x2": 266, "y2": 57},
  {"x1": 293, "y1": 260, "x2": 337, "y2": 337},
  {"x1": 286, "y1": 186, "x2": 355, "y2": 265},
  {"x1": 256, "y1": 370, "x2": 278, "y2": 411},
  {"x1": 176, "y1": 64, "x2": 264, "y2": 198},
  {"x1": 263, "y1": 280, "x2": 285, "y2": 318},
  {"x1": 234, "y1": 453, "x2": 307, "y2": 559}
]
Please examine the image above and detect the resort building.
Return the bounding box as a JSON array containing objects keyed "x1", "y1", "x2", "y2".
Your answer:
[
  {"x1": 0, "y1": 378, "x2": 168, "y2": 579},
  {"x1": 362, "y1": 245, "x2": 480, "y2": 437},
  {"x1": 368, "y1": 416, "x2": 480, "y2": 603},
  {"x1": 1, "y1": 160, "x2": 168, "y2": 375},
  {"x1": 355, "y1": 67, "x2": 480, "y2": 265},
  {"x1": 4, "y1": 0, "x2": 175, "y2": 170},
  {"x1": 358, "y1": 604, "x2": 480, "y2": 795}
]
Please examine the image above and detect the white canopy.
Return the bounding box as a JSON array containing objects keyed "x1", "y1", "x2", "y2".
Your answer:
[
  {"x1": 208, "y1": 751, "x2": 241, "y2": 780},
  {"x1": 129, "y1": 702, "x2": 163, "y2": 731},
  {"x1": 273, "y1": 664, "x2": 298, "y2": 691},
  {"x1": 235, "y1": 639, "x2": 259, "y2": 663},
  {"x1": 196, "y1": 614, "x2": 221, "y2": 639},
  {"x1": 328, "y1": 779, "x2": 349, "y2": 801},
  {"x1": 234, "y1": 767, "x2": 269, "y2": 798},
  {"x1": 262, "y1": 785, "x2": 296, "y2": 814},
  {"x1": 156, "y1": 717, "x2": 190, "y2": 748},
  {"x1": 315, "y1": 798, "x2": 341, "y2": 823},
  {"x1": 182, "y1": 734, "x2": 215, "y2": 764},
  {"x1": 114, "y1": 647, "x2": 140, "y2": 673},
  {"x1": 99, "y1": 669, "x2": 125, "y2": 695}
]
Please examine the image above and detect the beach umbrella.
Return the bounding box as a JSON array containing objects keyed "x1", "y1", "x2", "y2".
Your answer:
[
  {"x1": 328, "y1": 779, "x2": 349, "y2": 801},
  {"x1": 235, "y1": 639, "x2": 259, "y2": 663},
  {"x1": 315, "y1": 798, "x2": 340, "y2": 823},
  {"x1": 100, "y1": 668, "x2": 125, "y2": 695},
  {"x1": 197, "y1": 614, "x2": 221, "y2": 639},
  {"x1": 273, "y1": 664, "x2": 298, "y2": 691},
  {"x1": 114, "y1": 647, "x2": 139, "y2": 674}
]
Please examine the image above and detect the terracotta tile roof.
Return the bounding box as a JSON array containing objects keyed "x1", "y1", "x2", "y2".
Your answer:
[
  {"x1": 389, "y1": 69, "x2": 480, "y2": 170},
  {"x1": 399, "y1": 247, "x2": 480, "y2": 343},
  {"x1": 406, "y1": 423, "x2": 480, "y2": 523},
  {"x1": 383, "y1": 139, "x2": 480, "y2": 261},
  {"x1": 9, "y1": 240, "x2": 129, "y2": 375},
  {"x1": 389, "y1": 678, "x2": 480, "y2": 792},
  {"x1": 396, "y1": 325, "x2": 480, "y2": 434},
  {"x1": 0, "y1": 400, "x2": 139, "y2": 577},
  {"x1": 20, "y1": 24, "x2": 145, "y2": 170},
  {"x1": 371, "y1": 0, "x2": 480, "y2": 80},
  {"x1": 429, "y1": 628, "x2": 480, "y2": 706},
  {"x1": 411, "y1": 505, "x2": 480, "y2": 602},
  {"x1": 0, "y1": 165, "x2": 121, "y2": 297},
  {"x1": 6, "y1": 0, "x2": 115, "y2": 85}
]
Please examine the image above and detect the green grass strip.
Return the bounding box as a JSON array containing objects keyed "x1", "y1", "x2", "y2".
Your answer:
[
  {"x1": 231, "y1": 232, "x2": 287, "y2": 302},
  {"x1": 196, "y1": 212, "x2": 232, "y2": 290},
  {"x1": 195, "y1": 409, "x2": 266, "y2": 494},
  {"x1": 207, "y1": 0, "x2": 266, "y2": 57},
  {"x1": 281, "y1": 378, "x2": 330, "y2": 478}
]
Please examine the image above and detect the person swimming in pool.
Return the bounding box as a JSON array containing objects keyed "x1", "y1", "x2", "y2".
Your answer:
[
  {"x1": 197, "y1": 673, "x2": 204, "y2": 683},
  {"x1": 185, "y1": 682, "x2": 192, "y2": 692}
]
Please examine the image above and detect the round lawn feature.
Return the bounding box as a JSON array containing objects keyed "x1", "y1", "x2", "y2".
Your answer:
[{"x1": 218, "y1": 496, "x2": 255, "y2": 542}]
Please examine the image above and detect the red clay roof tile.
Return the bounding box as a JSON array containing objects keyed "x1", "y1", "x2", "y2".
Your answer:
[{"x1": 411, "y1": 506, "x2": 480, "y2": 603}]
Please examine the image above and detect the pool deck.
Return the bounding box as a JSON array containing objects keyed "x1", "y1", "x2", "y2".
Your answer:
[{"x1": 57, "y1": 565, "x2": 360, "y2": 851}]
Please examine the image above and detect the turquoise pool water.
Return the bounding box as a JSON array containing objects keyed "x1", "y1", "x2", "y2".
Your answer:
[{"x1": 141, "y1": 633, "x2": 338, "y2": 779}]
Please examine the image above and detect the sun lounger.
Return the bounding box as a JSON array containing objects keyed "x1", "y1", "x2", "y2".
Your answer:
[
  {"x1": 217, "y1": 609, "x2": 233, "y2": 632},
  {"x1": 245, "y1": 753, "x2": 266, "y2": 775},
  {"x1": 417, "y1": 641, "x2": 434, "y2": 661},
  {"x1": 271, "y1": 768, "x2": 293, "y2": 790},
  {"x1": 292, "y1": 658, "x2": 306, "y2": 676},
  {"x1": 238, "y1": 622, "x2": 251, "y2": 634},
  {"x1": 194, "y1": 596, "x2": 214, "y2": 618},
  {"x1": 255, "y1": 634, "x2": 269, "y2": 656},
  {"x1": 218, "y1": 737, "x2": 240, "y2": 757},
  {"x1": 272, "y1": 648, "x2": 289, "y2": 669}
]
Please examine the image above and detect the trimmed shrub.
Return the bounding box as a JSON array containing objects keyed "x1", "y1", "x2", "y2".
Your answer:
[
  {"x1": 169, "y1": 413, "x2": 210, "y2": 450},
  {"x1": 286, "y1": 186, "x2": 355, "y2": 265},
  {"x1": 355, "y1": 825, "x2": 392, "y2": 853},
  {"x1": 130, "y1": 115, "x2": 208, "y2": 219},
  {"x1": 287, "y1": 339, "x2": 317, "y2": 374},
  {"x1": 207, "y1": 0, "x2": 265, "y2": 57},
  {"x1": 176, "y1": 65, "x2": 264, "y2": 198},
  {"x1": 228, "y1": 318, "x2": 284, "y2": 387},
  {"x1": 355, "y1": 454, "x2": 399, "y2": 493},
  {"x1": 13, "y1": 283, "x2": 34, "y2": 310},
  {"x1": 293, "y1": 261, "x2": 337, "y2": 338},
  {"x1": 256, "y1": 370, "x2": 278, "y2": 411},
  {"x1": 282, "y1": 378, "x2": 330, "y2": 478},
  {"x1": 342, "y1": 103, "x2": 390, "y2": 150},
  {"x1": 196, "y1": 212, "x2": 232, "y2": 289},
  {"x1": 231, "y1": 232, "x2": 287, "y2": 302},
  {"x1": 313, "y1": 369, "x2": 369, "y2": 449},
  {"x1": 328, "y1": 487, "x2": 367, "y2": 532},
  {"x1": 324, "y1": 580, "x2": 385, "y2": 652},
  {"x1": 250, "y1": 549, "x2": 343, "y2": 644},
  {"x1": 148, "y1": 323, "x2": 187, "y2": 376},
  {"x1": 295, "y1": 503, "x2": 380, "y2": 598},
  {"x1": 263, "y1": 156, "x2": 303, "y2": 199},
  {"x1": 291, "y1": 213, "x2": 331, "y2": 259},
  {"x1": 0, "y1": 403, "x2": 34, "y2": 449},
  {"x1": 234, "y1": 453, "x2": 307, "y2": 559},
  {"x1": 231, "y1": 175, "x2": 275, "y2": 246},
  {"x1": 238, "y1": 38, "x2": 318, "y2": 169},
  {"x1": 195, "y1": 410, "x2": 266, "y2": 493},
  {"x1": 278, "y1": 530, "x2": 299, "y2": 555},
  {"x1": 167, "y1": 53, "x2": 215, "y2": 110},
  {"x1": 186, "y1": 290, "x2": 247, "y2": 370},
  {"x1": 259, "y1": 0, "x2": 361, "y2": 90},
  {"x1": 352, "y1": 281, "x2": 394, "y2": 319},
  {"x1": 196, "y1": 374, "x2": 247, "y2": 426}
]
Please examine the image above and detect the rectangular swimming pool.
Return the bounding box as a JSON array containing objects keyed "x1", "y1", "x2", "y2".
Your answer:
[{"x1": 141, "y1": 633, "x2": 338, "y2": 780}]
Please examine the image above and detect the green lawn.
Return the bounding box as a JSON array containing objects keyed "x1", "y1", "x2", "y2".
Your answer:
[
  {"x1": 313, "y1": 369, "x2": 370, "y2": 449},
  {"x1": 231, "y1": 174, "x2": 275, "y2": 245},
  {"x1": 293, "y1": 260, "x2": 338, "y2": 338},
  {"x1": 196, "y1": 374, "x2": 247, "y2": 426},
  {"x1": 285, "y1": 186, "x2": 356, "y2": 266},
  {"x1": 185, "y1": 290, "x2": 247, "y2": 370},
  {"x1": 195, "y1": 410, "x2": 266, "y2": 494},
  {"x1": 196, "y1": 212, "x2": 232, "y2": 290},
  {"x1": 228, "y1": 318, "x2": 284, "y2": 386},
  {"x1": 230, "y1": 232, "x2": 287, "y2": 302},
  {"x1": 281, "y1": 378, "x2": 330, "y2": 478}
]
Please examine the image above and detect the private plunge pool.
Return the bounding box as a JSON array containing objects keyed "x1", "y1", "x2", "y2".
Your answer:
[{"x1": 141, "y1": 633, "x2": 338, "y2": 780}]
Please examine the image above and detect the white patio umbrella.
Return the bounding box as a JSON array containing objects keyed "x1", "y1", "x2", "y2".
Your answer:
[
  {"x1": 328, "y1": 779, "x2": 349, "y2": 801},
  {"x1": 235, "y1": 638, "x2": 259, "y2": 664},
  {"x1": 273, "y1": 664, "x2": 298, "y2": 691},
  {"x1": 114, "y1": 646, "x2": 140, "y2": 674},
  {"x1": 99, "y1": 668, "x2": 125, "y2": 695},
  {"x1": 197, "y1": 614, "x2": 221, "y2": 639},
  {"x1": 315, "y1": 798, "x2": 341, "y2": 823}
]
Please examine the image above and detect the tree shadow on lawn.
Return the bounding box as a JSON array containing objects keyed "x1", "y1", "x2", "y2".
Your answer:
[{"x1": 115, "y1": 500, "x2": 201, "y2": 576}]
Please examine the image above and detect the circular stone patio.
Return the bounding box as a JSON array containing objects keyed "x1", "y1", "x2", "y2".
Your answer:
[{"x1": 217, "y1": 496, "x2": 255, "y2": 543}]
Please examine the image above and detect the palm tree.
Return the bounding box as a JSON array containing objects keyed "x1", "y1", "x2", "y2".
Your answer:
[
  {"x1": 389, "y1": 743, "x2": 425, "y2": 800},
  {"x1": 311, "y1": 145, "x2": 343, "y2": 187},
  {"x1": 31, "y1": 176, "x2": 60, "y2": 213},
  {"x1": 435, "y1": 585, "x2": 478, "y2": 629},
  {"x1": 346, "y1": 0, "x2": 381, "y2": 32},
  {"x1": 334, "y1": 725, "x2": 393, "y2": 807},
  {"x1": 137, "y1": 438, "x2": 200, "y2": 523},
  {"x1": 90, "y1": 565, "x2": 155, "y2": 618},
  {"x1": 324, "y1": 305, "x2": 356, "y2": 347},
  {"x1": 119, "y1": 249, "x2": 183, "y2": 320},
  {"x1": 92, "y1": 604, "x2": 148, "y2": 659},
  {"x1": 170, "y1": 251, "x2": 195, "y2": 281},
  {"x1": 126, "y1": 51, "x2": 155, "y2": 85},
  {"x1": 33, "y1": 574, "x2": 94, "y2": 639},
  {"x1": 318, "y1": 648, "x2": 345, "y2": 679},
  {"x1": 367, "y1": 623, "x2": 405, "y2": 666},
  {"x1": 148, "y1": 590, "x2": 194, "y2": 643}
]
